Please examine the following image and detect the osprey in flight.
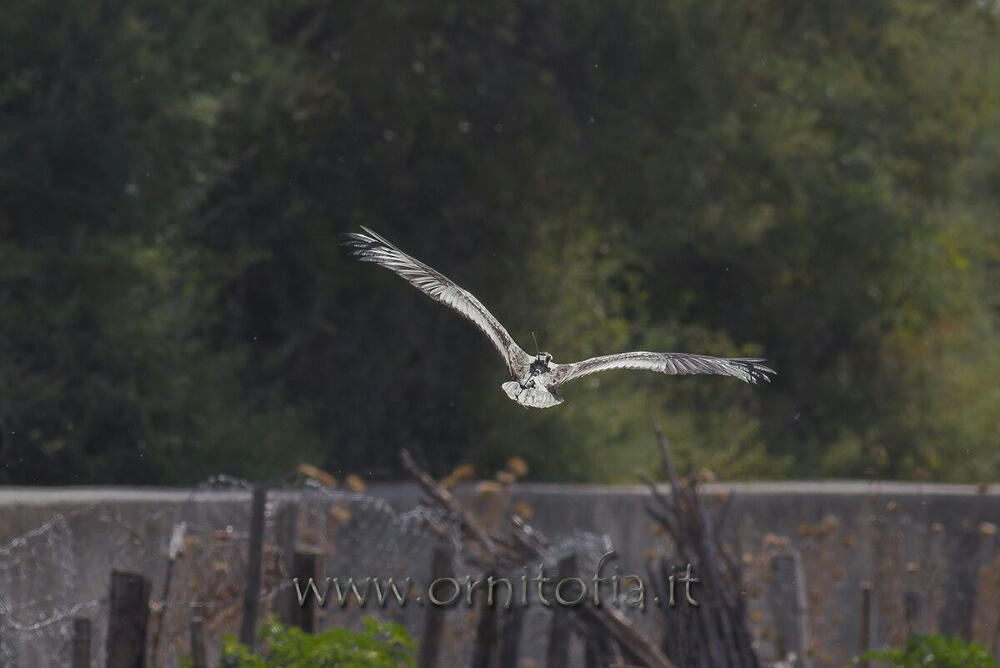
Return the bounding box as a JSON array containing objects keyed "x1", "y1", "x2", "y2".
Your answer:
[{"x1": 343, "y1": 227, "x2": 775, "y2": 409}]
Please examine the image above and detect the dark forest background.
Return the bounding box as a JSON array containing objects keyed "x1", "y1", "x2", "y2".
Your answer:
[{"x1": 2, "y1": 0, "x2": 999, "y2": 485}]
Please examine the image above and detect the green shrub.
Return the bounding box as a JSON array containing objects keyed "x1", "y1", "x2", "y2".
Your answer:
[
  {"x1": 855, "y1": 634, "x2": 999, "y2": 668},
  {"x1": 184, "y1": 617, "x2": 415, "y2": 668}
]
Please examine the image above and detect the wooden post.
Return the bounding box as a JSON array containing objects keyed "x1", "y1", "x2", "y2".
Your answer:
[
  {"x1": 275, "y1": 498, "x2": 300, "y2": 625},
  {"x1": 584, "y1": 630, "x2": 622, "y2": 668},
  {"x1": 471, "y1": 573, "x2": 499, "y2": 668},
  {"x1": 903, "y1": 590, "x2": 921, "y2": 637},
  {"x1": 239, "y1": 485, "x2": 267, "y2": 648},
  {"x1": 993, "y1": 616, "x2": 1000, "y2": 666},
  {"x1": 939, "y1": 526, "x2": 981, "y2": 640},
  {"x1": 189, "y1": 617, "x2": 206, "y2": 668},
  {"x1": 545, "y1": 555, "x2": 576, "y2": 668},
  {"x1": 290, "y1": 551, "x2": 323, "y2": 633},
  {"x1": 420, "y1": 546, "x2": 451, "y2": 668},
  {"x1": 72, "y1": 617, "x2": 91, "y2": 668},
  {"x1": 498, "y1": 603, "x2": 525, "y2": 668},
  {"x1": 858, "y1": 583, "x2": 872, "y2": 668},
  {"x1": 105, "y1": 570, "x2": 151, "y2": 668},
  {"x1": 768, "y1": 551, "x2": 809, "y2": 667}
]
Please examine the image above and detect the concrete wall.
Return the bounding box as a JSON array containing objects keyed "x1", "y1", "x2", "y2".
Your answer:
[{"x1": 1, "y1": 482, "x2": 998, "y2": 667}]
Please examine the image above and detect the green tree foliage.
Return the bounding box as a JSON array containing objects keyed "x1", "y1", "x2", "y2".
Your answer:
[
  {"x1": 2, "y1": 0, "x2": 999, "y2": 483},
  {"x1": 855, "y1": 634, "x2": 1000, "y2": 668},
  {"x1": 185, "y1": 618, "x2": 414, "y2": 668}
]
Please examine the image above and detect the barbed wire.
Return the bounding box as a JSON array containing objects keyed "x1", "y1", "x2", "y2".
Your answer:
[{"x1": 0, "y1": 470, "x2": 469, "y2": 667}]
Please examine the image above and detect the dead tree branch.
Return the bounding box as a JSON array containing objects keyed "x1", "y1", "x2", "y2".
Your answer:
[{"x1": 399, "y1": 449, "x2": 674, "y2": 668}]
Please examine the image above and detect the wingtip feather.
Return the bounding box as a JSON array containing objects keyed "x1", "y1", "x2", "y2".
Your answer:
[
  {"x1": 341, "y1": 228, "x2": 390, "y2": 261},
  {"x1": 736, "y1": 358, "x2": 776, "y2": 384}
]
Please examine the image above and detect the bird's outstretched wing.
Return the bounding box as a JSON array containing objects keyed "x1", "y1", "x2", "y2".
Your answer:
[
  {"x1": 548, "y1": 352, "x2": 775, "y2": 387},
  {"x1": 343, "y1": 227, "x2": 532, "y2": 380}
]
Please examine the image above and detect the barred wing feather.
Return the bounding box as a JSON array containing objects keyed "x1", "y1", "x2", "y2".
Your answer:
[
  {"x1": 342, "y1": 227, "x2": 532, "y2": 380},
  {"x1": 549, "y1": 352, "x2": 775, "y2": 387}
]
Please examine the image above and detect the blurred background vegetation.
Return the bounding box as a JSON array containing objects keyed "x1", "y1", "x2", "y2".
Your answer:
[{"x1": 2, "y1": 0, "x2": 999, "y2": 485}]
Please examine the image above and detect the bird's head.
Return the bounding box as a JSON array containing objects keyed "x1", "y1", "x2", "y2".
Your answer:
[{"x1": 530, "y1": 352, "x2": 552, "y2": 376}]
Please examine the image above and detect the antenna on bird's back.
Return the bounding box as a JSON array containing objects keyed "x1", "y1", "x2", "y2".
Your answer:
[{"x1": 532, "y1": 331, "x2": 539, "y2": 353}]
